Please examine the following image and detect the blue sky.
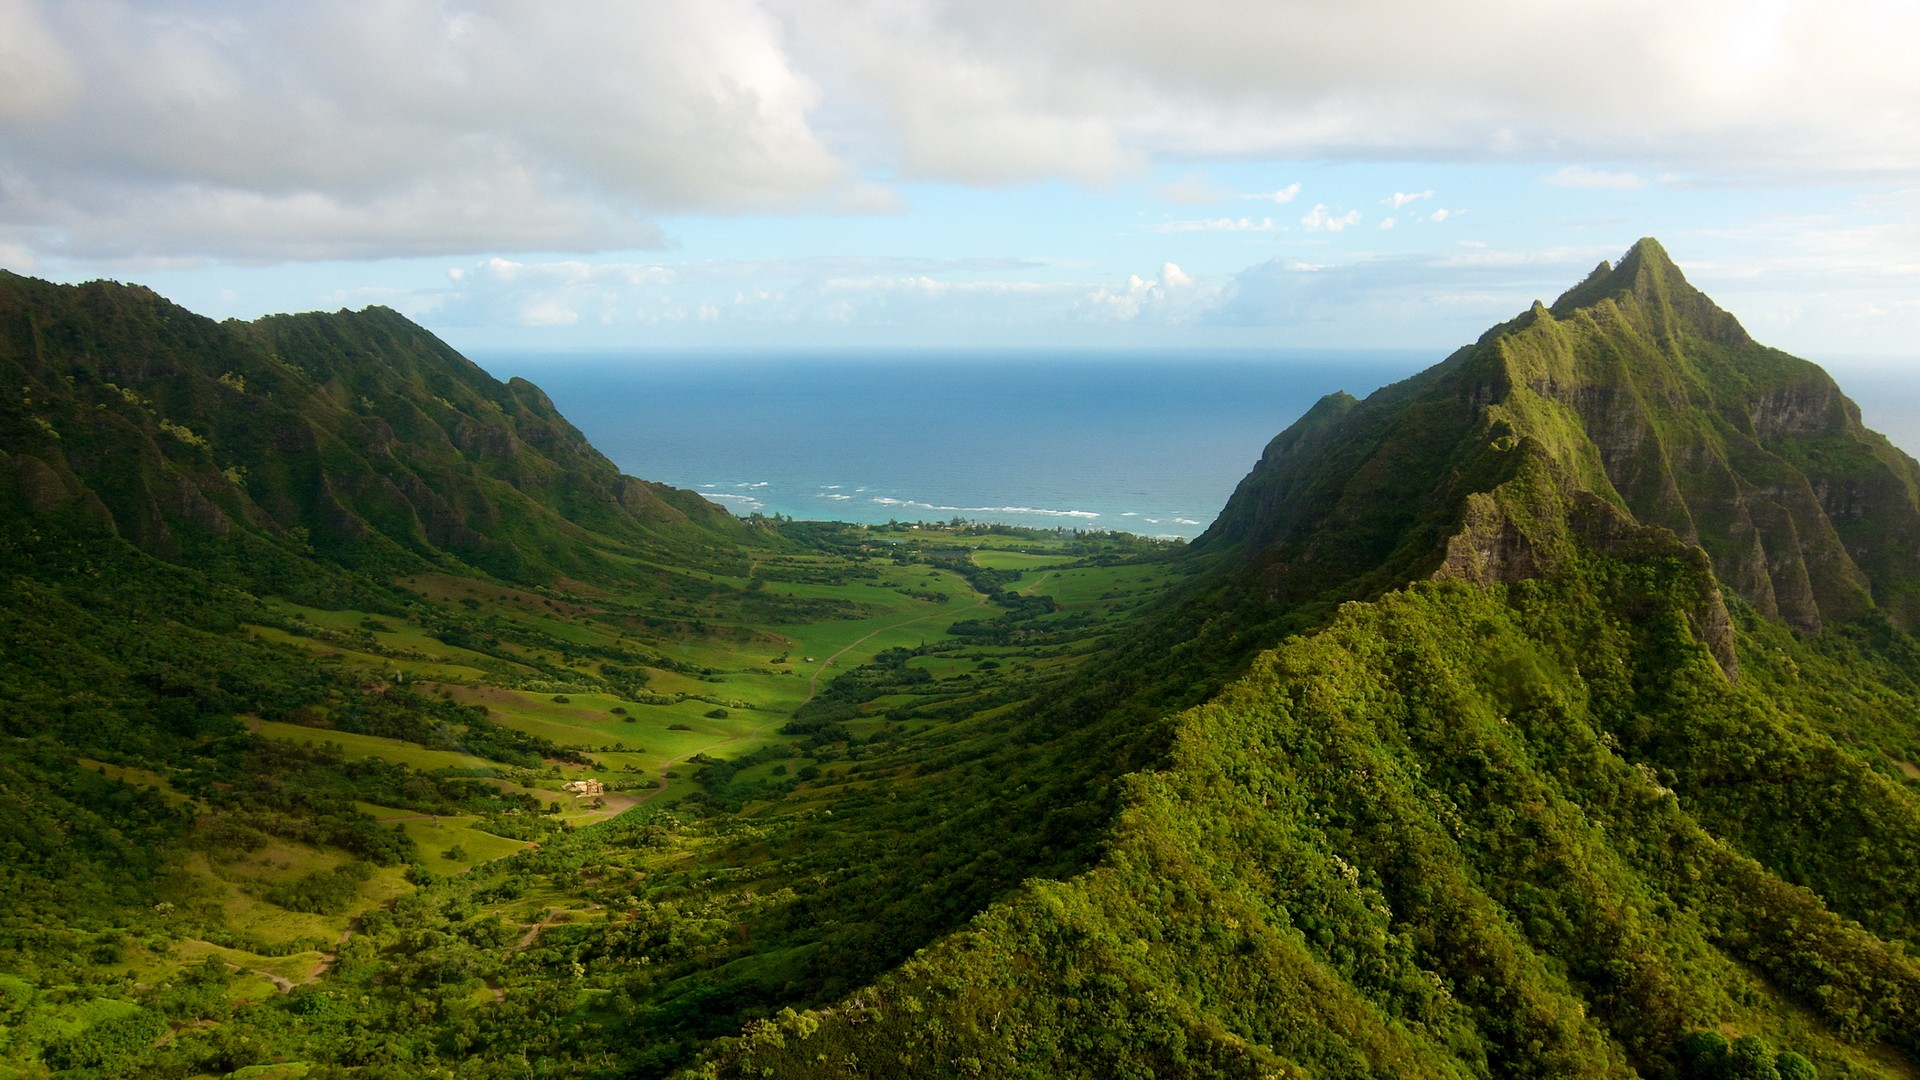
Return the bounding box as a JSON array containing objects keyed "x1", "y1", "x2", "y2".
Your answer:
[{"x1": 2, "y1": 1, "x2": 1917, "y2": 364}]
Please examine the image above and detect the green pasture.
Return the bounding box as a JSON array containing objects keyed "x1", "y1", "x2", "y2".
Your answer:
[
  {"x1": 1038, "y1": 562, "x2": 1176, "y2": 606},
  {"x1": 171, "y1": 840, "x2": 402, "y2": 954},
  {"x1": 440, "y1": 684, "x2": 791, "y2": 768},
  {"x1": 774, "y1": 599, "x2": 987, "y2": 669},
  {"x1": 245, "y1": 624, "x2": 491, "y2": 682},
  {"x1": 78, "y1": 759, "x2": 198, "y2": 808},
  {"x1": 7, "y1": 993, "x2": 143, "y2": 1044},
  {"x1": 256, "y1": 720, "x2": 498, "y2": 771},
  {"x1": 969, "y1": 549, "x2": 1081, "y2": 571},
  {"x1": 262, "y1": 599, "x2": 513, "y2": 668},
  {"x1": 349, "y1": 806, "x2": 532, "y2": 874}
]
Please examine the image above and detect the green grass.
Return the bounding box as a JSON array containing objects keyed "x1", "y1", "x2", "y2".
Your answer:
[
  {"x1": 256, "y1": 720, "x2": 498, "y2": 771},
  {"x1": 24, "y1": 524, "x2": 1168, "y2": 1054},
  {"x1": 245, "y1": 624, "x2": 493, "y2": 682},
  {"x1": 352, "y1": 806, "x2": 533, "y2": 874},
  {"x1": 262, "y1": 599, "x2": 526, "y2": 669},
  {"x1": 969, "y1": 550, "x2": 1081, "y2": 571}
]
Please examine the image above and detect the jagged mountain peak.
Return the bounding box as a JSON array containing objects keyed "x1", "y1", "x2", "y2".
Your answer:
[
  {"x1": 1199, "y1": 240, "x2": 1920, "y2": 655},
  {"x1": 1546, "y1": 236, "x2": 1751, "y2": 346}
]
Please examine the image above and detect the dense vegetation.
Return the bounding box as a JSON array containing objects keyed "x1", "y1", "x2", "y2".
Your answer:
[
  {"x1": 2, "y1": 243, "x2": 1919, "y2": 1078},
  {"x1": 700, "y1": 557, "x2": 1920, "y2": 1078}
]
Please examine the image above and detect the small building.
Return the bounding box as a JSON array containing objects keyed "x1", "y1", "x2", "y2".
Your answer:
[{"x1": 564, "y1": 778, "x2": 605, "y2": 798}]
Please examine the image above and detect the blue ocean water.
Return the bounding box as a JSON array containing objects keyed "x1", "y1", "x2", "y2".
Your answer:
[
  {"x1": 1826, "y1": 365, "x2": 1920, "y2": 464},
  {"x1": 472, "y1": 350, "x2": 1433, "y2": 539},
  {"x1": 471, "y1": 349, "x2": 1920, "y2": 542}
]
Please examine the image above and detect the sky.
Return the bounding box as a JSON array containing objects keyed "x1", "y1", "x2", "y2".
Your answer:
[{"x1": 2, "y1": 0, "x2": 1918, "y2": 364}]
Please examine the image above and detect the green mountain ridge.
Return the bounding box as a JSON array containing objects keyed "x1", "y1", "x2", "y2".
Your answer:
[
  {"x1": 2, "y1": 247, "x2": 1919, "y2": 1079},
  {"x1": 0, "y1": 271, "x2": 748, "y2": 586},
  {"x1": 1197, "y1": 238, "x2": 1920, "y2": 644},
  {"x1": 696, "y1": 241, "x2": 1920, "y2": 1079}
]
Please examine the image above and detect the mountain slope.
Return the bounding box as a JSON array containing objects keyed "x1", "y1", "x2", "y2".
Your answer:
[
  {"x1": 0, "y1": 271, "x2": 747, "y2": 584},
  {"x1": 1197, "y1": 238, "x2": 1920, "y2": 640},
  {"x1": 697, "y1": 242, "x2": 1920, "y2": 1080}
]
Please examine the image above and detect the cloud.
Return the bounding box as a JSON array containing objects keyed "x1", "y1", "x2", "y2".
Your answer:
[
  {"x1": 0, "y1": 0, "x2": 861, "y2": 261},
  {"x1": 1385, "y1": 190, "x2": 1434, "y2": 209},
  {"x1": 416, "y1": 253, "x2": 1223, "y2": 332},
  {"x1": 1379, "y1": 217, "x2": 1397, "y2": 230},
  {"x1": 1242, "y1": 182, "x2": 1302, "y2": 203},
  {"x1": 1152, "y1": 216, "x2": 1283, "y2": 233},
  {"x1": 792, "y1": 0, "x2": 1128, "y2": 184},
  {"x1": 5, "y1": 0, "x2": 1919, "y2": 267},
  {"x1": 0, "y1": 0, "x2": 79, "y2": 124},
  {"x1": 1545, "y1": 165, "x2": 1647, "y2": 188},
  {"x1": 379, "y1": 232, "x2": 1920, "y2": 355},
  {"x1": 1157, "y1": 172, "x2": 1235, "y2": 204},
  {"x1": 1301, "y1": 204, "x2": 1362, "y2": 232},
  {"x1": 1211, "y1": 247, "x2": 1611, "y2": 342},
  {"x1": 1082, "y1": 261, "x2": 1220, "y2": 322},
  {"x1": 1430, "y1": 208, "x2": 1454, "y2": 223},
  {"x1": 784, "y1": 0, "x2": 1920, "y2": 182}
]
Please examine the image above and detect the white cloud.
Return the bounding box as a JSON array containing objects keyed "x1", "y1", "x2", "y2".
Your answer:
[
  {"x1": 1430, "y1": 208, "x2": 1453, "y2": 223},
  {"x1": 1379, "y1": 217, "x2": 1397, "y2": 230},
  {"x1": 418, "y1": 253, "x2": 1224, "y2": 333},
  {"x1": 1157, "y1": 172, "x2": 1234, "y2": 204},
  {"x1": 1301, "y1": 204, "x2": 1362, "y2": 232},
  {"x1": 0, "y1": 0, "x2": 860, "y2": 261},
  {"x1": 520, "y1": 301, "x2": 581, "y2": 327},
  {"x1": 1545, "y1": 165, "x2": 1648, "y2": 188},
  {"x1": 1082, "y1": 261, "x2": 1220, "y2": 322},
  {"x1": 0, "y1": 239, "x2": 36, "y2": 271},
  {"x1": 1242, "y1": 182, "x2": 1302, "y2": 203},
  {"x1": 780, "y1": 0, "x2": 1920, "y2": 184},
  {"x1": 1386, "y1": 190, "x2": 1434, "y2": 209},
  {"x1": 1211, "y1": 247, "x2": 1610, "y2": 344},
  {"x1": 344, "y1": 231, "x2": 1920, "y2": 355},
  {"x1": 4, "y1": 0, "x2": 1920, "y2": 269},
  {"x1": 1152, "y1": 216, "x2": 1283, "y2": 233},
  {"x1": 0, "y1": 0, "x2": 79, "y2": 124}
]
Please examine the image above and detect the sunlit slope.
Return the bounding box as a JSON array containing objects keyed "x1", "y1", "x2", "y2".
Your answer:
[
  {"x1": 700, "y1": 562, "x2": 1920, "y2": 1079},
  {"x1": 697, "y1": 241, "x2": 1920, "y2": 1079},
  {"x1": 1196, "y1": 238, "x2": 1920, "y2": 641}
]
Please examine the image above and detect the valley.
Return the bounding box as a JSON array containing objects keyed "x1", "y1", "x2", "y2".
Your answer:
[{"x1": 5, "y1": 244, "x2": 1920, "y2": 1079}]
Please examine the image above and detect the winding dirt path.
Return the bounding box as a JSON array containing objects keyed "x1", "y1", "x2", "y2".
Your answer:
[{"x1": 515, "y1": 909, "x2": 561, "y2": 951}]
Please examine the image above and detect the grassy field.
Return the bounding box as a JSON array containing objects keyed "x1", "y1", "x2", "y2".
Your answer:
[
  {"x1": 75, "y1": 522, "x2": 1177, "y2": 1017},
  {"x1": 969, "y1": 549, "x2": 1082, "y2": 571},
  {"x1": 256, "y1": 720, "x2": 500, "y2": 772},
  {"x1": 244, "y1": 623, "x2": 496, "y2": 682}
]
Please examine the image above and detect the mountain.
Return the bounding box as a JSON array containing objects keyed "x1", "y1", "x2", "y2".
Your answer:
[
  {"x1": 0, "y1": 271, "x2": 746, "y2": 585},
  {"x1": 696, "y1": 242, "x2": 1920, "y2": 1080},
  {"x1": 1196, "y1": 239, "x2": 1920, "y2": 643},
  {"x1": 4, "y1": 249, "x2": 1920, "y2": 1080}
]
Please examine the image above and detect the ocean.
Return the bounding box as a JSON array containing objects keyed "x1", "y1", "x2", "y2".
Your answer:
[{"x1": 473, "y1": 349, "x2": 1920, "y2": 542}]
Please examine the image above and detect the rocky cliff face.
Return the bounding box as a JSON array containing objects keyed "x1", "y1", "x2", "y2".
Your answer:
[{"x1": 1197, "y1": 239, "x2": 1920, "y2": 655}]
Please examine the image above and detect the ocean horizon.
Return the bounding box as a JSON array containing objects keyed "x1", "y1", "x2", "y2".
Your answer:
[{"x1": 473, "y1": 348, "x2": 1920, "y2": 541}]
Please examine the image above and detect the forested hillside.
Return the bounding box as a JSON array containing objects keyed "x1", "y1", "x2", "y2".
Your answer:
[
  {"x1": 0, "y1": 271, "x2": 746, "y2": 586},
  {"x1": 0, "y1": 272, "x2": 1188, "y2": 1077},
  {"x1": 3, "y1": 246, "x2": 1918, "y2": 1079},
  {"x1": 697, "y1": 243, "x2": 1920, "y2": 1079}
]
